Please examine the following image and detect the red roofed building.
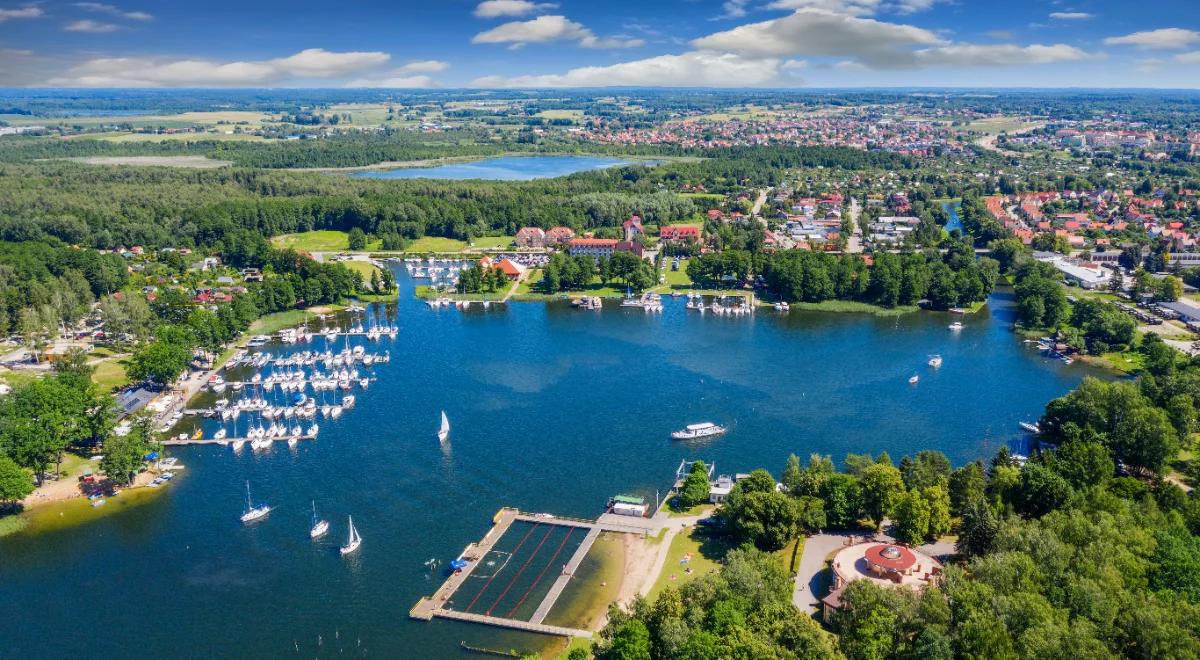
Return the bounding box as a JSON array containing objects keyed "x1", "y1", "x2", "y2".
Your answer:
[
  {"x1": 545, "y1": 226, "x2": 575, "y2": 245},
  {"x1": 494, "y1": 258, "x2": 526, "y2": 280},
  {"x1": 659, "y1": 225, "x2": 701, "y2": 243},
  {"x1": 515, "y1": 227, "x2": 546, "y2": 248},
  {"x1": 569, "y1": 238, "x2": 620, "y2": 260},
  {"x1": 622, "y1": 215, "x2": 644, "y2": 242}
]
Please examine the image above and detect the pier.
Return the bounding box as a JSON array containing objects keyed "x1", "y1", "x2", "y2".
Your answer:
[{"x1": 529, "y1": 527, "x2": 601, "y2": 625}]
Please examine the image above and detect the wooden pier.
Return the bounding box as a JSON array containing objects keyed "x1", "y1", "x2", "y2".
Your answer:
[
  {"x1": 433, "y1": 609, "x2": 590, "y2": 638},
  {"x1": 162, "y1": 434, "x2": 316, "y2": 446}
]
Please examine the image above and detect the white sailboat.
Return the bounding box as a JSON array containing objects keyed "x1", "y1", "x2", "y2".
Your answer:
[
  {"x1": 340, "y1": 515, "x2": 362, "y2": 555},
  {"x1": 240, "y1": 482, "x2": 270, "y2": 523},
  {"x1": 310, "y1": 501, "x2": 329, "y2": 539},
  {"x1": 437, "y1": 410, "x2": 450, "y2": 443}
]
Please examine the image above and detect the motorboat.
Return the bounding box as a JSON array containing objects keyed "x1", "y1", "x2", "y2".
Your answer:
[
  {"x1": 948, "y1": 321, "x2": 964, "y2": 331},
  {"x1": 908, "y1": 375, "x2": 920, "y2": 384},
  {"x1": 670, "y1": 422, "x2": 726, "y2": 440},
  {"x1": 240, "y1": 482, "x2": 270, "y2": 523},
  {"x1": 928, "y1": 355, "x2": 943, "y2": 368},
  {"x1": 1019, "y1": 422, "x2": 1041, "y2": 434}
]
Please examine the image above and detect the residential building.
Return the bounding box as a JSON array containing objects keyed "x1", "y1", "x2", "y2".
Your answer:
[{"x1": 515, "y1": 227, "x2": 546, "y2": 248}]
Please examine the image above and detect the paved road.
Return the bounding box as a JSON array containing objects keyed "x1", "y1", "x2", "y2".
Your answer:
[
  {"x1": 846, "y1": 196, "x2": 863, "y2": 254},
  {"x1": 792, "y1": 533, "x2": 852, "y2": 612}
]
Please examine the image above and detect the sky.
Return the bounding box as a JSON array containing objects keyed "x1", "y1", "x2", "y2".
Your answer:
[{"x1": 0, "y1": 0, "x2": 1198, "y2": 88}]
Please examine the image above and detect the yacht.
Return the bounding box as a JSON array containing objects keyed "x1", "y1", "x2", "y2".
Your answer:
[
  {"x1": 240, "y1": 482, "x2": 270, "y2": 523},
  {"x1": 437, "y1": 410, "x2": 450, "y2": 443},
  {"x1": 310, "y1": 501, "x2": 329, "y2": 539},
  {"x1": 670, "y1": 422, "x2": 726, "y2": 440},
  {"x1": 213, "y1": 428, "x2": 227, "y2": 440},
  {"x1": 1019, "y1": 422, "x2": 1041, "y2": 434},
  {"x1": 232, "y1": 439, "x2": 245, "y2": 452},
  {"x1": 948, "y1": 321, "x2": 964, "y2": 331},
  {"x1": 928, "y1": 355, "x2": 943, "y2": 368},
  {"x1": 340, "y1": 516, "x2": 362, "y2": 556},
  {"x1": 773, "y1": 301, "x2": 790, "y2": 312}
]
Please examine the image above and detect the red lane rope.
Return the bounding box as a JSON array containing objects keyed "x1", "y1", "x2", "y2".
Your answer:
[
  {"x1": 464, "y1": 522, "x2": 539, "y2": 613},
  {"x1": 504, "y1": 528, "x2": 575, "y2": 619},
  {"x1": 486, "y1": 526, "x2": 554, "y2": 616}
]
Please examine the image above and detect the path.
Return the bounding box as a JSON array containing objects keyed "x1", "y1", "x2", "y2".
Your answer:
[
  {"x1": 792, "y1": 533, "x2": 851, "y2": 612},
  {"x1": 846, "y1": 196, "x2": 863, "y2": 254}
]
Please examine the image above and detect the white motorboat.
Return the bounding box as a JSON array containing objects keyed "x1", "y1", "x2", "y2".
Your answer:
[
  {"x1": 342, "y1": 395, "x2": 356, "y2": 409},
  {"x1": 310, "y1": 501, "x2": 329, "y2": 539},
  {"x1": 240, "y1": 482, "x2": 270, "y2": 523},
  {"x1": 213, "y1": 428, "x2": 227, "y2": 440},
  {"x1": 330, "y1": 405, "x2": 343, "y2": 419},
  {"x1": 437, "y1": 410, "x2": 450, "y2": 443},
  {"x1": 928, "y1": 355, "x2": 943, "y2": 368},
  {"x1": 232, "y1": 439, "x2": 245, "y2": 452},
  {"x1": 908, "y1": 375, "x2": 920, "y2": 384},
  {"x1": 948, "y1": 321, "x2": 964, "y2": 331},
  {"x1": 340, "y1": 516, "x2": 362, "y2": 555},
  {"x1": 1019, "y1": 421, "x2": 1041, "y2": 434},
  {"x1": 671, "y1": 422, "x2": 726, "y2": 440}
]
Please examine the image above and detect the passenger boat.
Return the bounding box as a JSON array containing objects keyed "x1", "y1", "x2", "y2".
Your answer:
[
  {"x1": 310, "y1": 501, "x2": 329, "y2": 539},
  {"x1": 340, "y1": 516, "x2": 362, "y2": 556},
  {"x1": 670, "y1": 422, "x2": 727, "y2": 440},
  {"x1": 928, "y1": 355, "x2": 943, "y2": 368},
  {"x1": 240, "y1": 482, "x2": 270, "y2": 523}
]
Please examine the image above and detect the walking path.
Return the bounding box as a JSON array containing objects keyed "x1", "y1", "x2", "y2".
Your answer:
[
  {"x1": 529, "y1": 527, "x2": 601, "y2": 624},
  {"x1": 432, "y1": 609, "x2": 591, "y2": 638}
]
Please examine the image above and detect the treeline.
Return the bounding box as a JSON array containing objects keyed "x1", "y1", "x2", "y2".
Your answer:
[{"x1": 688, "y1": 241, "x2": 999, "y2": 310}]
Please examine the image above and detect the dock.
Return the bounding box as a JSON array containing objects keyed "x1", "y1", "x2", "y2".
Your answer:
[
  {"x1": 161, "y1": 434, "x2": 316, "y2": 446},
  {"x1": 411, "y1": 507, "x2": 665, "y2": 638},
  {"x1": 529, "y1": 527, "x2": 601, "y2": 625}
]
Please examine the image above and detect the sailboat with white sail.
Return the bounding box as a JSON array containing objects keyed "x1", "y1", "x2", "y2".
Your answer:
[
  {"x1": 437, "y1": 410, "x2": 450, "y2": 443},
  {"x1": 310, "y1": 501, "x2": 329, "y2": 539},
  {"x1": 240, "y1": 481, "x2": 270, "y2": 523},
  {"x1": 340, "y1": 515, "x2": 362, "y2": 555}
]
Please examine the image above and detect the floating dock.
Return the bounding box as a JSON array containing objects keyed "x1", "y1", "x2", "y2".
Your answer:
[{"x1": 161, "y1": 434, "x2": 316, "y2": 446}]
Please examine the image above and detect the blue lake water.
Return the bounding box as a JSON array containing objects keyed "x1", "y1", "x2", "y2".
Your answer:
[
  {"x1": 0, "y1": 272, "x2": 1098, "y2": 658},
  {"x1": 944, "y1": 201, "x2": 963, "y2": 234},
  {"x1": 352, "y1": 155, "x2": 632, "y2": 181}
]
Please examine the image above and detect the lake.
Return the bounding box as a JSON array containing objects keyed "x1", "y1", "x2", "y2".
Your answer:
[
  {"x1": 0, "y1": 273, "x2": 1098, "y2": 658},
  {"x1": 352, "y1": 155, "x2": 633, "y2": 181}
]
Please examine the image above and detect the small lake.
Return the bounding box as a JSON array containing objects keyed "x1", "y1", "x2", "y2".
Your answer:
[
  {"x1": 352, "y1": 155, "x2": 633, "y2": 181},
  {"x1": 0, "y1": 275, "x2": 1100, "y2": 658}
]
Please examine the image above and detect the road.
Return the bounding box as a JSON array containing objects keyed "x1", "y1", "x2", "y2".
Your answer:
[{"x1": 846, "y1": 196, "x2": 863, "y2": 254}]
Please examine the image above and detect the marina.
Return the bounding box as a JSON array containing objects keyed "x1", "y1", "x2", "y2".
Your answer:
[{"x1": 0, "y1": 274, "x2": 1103, "y2": 658}]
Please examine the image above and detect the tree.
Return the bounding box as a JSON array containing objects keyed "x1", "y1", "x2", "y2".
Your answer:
[
  {"x1": 128, "y1": 337, "x2": 192, "y2": 386},
  {"x1": 596, "y1": 619, "x2": 651, "y2": 660},
  {"x1": 678, "y1": 460, "x2": 710, "y2": 508},
  {"x1": 0, "y1": 454, "x2": 34, "y2": 506},
  {"x1": 1046, "y1": 440, "x2": 1113, "y2": 490},
  {"x1": 922, "y1": 485, "x2": 952, "y2": 539},
  {"x1": 1016, "y1": 463, "x2": 1072, "y2": 517},
  {"x1": 948, "y1": 461, "x2": 987, "y2": 515},
  {"x1": 892, "y1": 488, "x2": 933, "y2": 545},
  {"x1": 100, "y1": 417, "x2": 155, "y2": 486},
  {"x1": 820, "y1": 473, "x2": 862, "y2": 529},
  {"x1": 900, "y1": 450, "x2": 951, "y2": 490},
  {"x1": 860, "y1": 462, "x2": 905, "y2": 529},
  {"x1": 956, "y1": 499, "x2": 998, "y2": 557},
  {"x1": 347, "y1": 227, "x2": 367, "y2": 251},
  {"x1": 725, "y1": 490, "x2": 800, "y2": 551}
]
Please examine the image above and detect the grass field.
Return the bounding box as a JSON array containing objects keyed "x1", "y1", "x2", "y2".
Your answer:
[
  {"x1": 406, "y1": 236, "x2": 469, "y2": 252},
  {"x1": 7, "y1": 110, "x2": 272, "y2": 129},
  {"x1": 535, "y1": 110, "x2": 585, "y2": 120},
  {"x1": 271, "y1": 231, "x2": 382, "y2": 252},
  {"x1": 661, "y1": 262, "x2": 694, "y2": 288},
  {"x1": 68, "y1": 155, "x2": 233, "y2": 168},
  {"x1": 470, "y1": 236, "x2": 515, "y2": 250},
  {"x1": 786, "y1": 300, "x2": 919, "y2": 316},
  {"x1": 646, "y1": 526, "x2": 733, "y2": 601},
  {"x1": 99, "y1": 132, "x2": 265, "y2": 143},
  {"x1": 341, "y1": 260, "x2": 382, "y2": 280},
  {"x1": 91, "y1": 359, "x2": 129, "y2": 392},
  {"x1": 249, "y1": 309, "x2": 314, "y2": 335},
  {"x1": 678, "y1": 192, "x2": 725, "y2": 201},
  {"x1": 0, "y1": 369, "x2": 41, "y2": 388}
]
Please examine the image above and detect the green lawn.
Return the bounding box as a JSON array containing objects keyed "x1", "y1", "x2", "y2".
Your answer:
[
  {"x1": 272, "y1": 230, "x2": 383, "y2": 253},
  {"x1": 678, "y1": 193, "x2": 725, "y2": 201},
  {"x1": 469, "y1": 236, "x2": 515, "y2": 250},
  {"x1": 647, "y1": 526, "x2": 734, "y2": 601},
  {"x1": 91, "y1": 359, "x2": 129, "y2": 392},
  {"x1": 662, "y1": 261, "x2": 694, "y2": 288},
  {"x1": 341, "y1": 260, "x2": 381, "y2": 280},
  {"x1": 0, "y1": 369, "x2": 40, "y2": 388},
  {"x1": 406, "y1": 236, "x2": 469, "y2": 252},
  {"x1": 249, "y1": 309, "x2": 315, "y2": 335},
  {"x1": 786, "y1": 300, "x2": 919, "y2": 316}
]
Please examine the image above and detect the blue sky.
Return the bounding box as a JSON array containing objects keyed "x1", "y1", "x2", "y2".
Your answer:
[{"x1": 0, "y1": 0, "x2": 1198, "y2": 87}]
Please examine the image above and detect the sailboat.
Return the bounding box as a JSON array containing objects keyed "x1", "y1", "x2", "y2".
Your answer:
[
  {"x1": 240, "y1": 482, "x2": 270, "y2": 523},
  {"x1": 340, "y1": 515, "x2": 362, "y2": 555},
  {"x1": 437, "y1": 410, "x2": 450, "y2": 443},
  {"x1": 310, "y1": 501, "x2": 329, "y2": 539}
]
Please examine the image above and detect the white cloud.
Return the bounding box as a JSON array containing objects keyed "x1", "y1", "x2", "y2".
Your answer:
[
  {"x1": 0, "y1": 6, "x2": 42, "y2": 22},
  {"x1": 781, "y1": 58, "x2": 808, "y2": 69},
  {"x1": 765, "y1": 0, "x2": 882, "y2": 16},
  {"x1": 472, "y1": 51, "x2": 784, "y2": 87},
  {"x1": 692, "y1": 9, "x2": 942, "y2": 68},
  {"x1": 1104, "y1": 28, "x2": 1200, "y2": 50},
  {"x1": 73, "y1": 3, "x2": 153, "y2": 21},
  {"x1": 913, "y1": 43, "x2": 1091, "y2": 66},
  {"x1": 472, "y1": 15, "x2": 643, "y2": 49},
  {"x1": 1177, "y1": 51, "x2": 1200, "y2": 64},
  {"x1": 268, "y1": 48, "x2": 390, "y2": 77},
  {"x1": 473, "y1": 0, "x2": 557, "y2": 18},
  {"x1": 1049, "y1": 11, "x2": 1093, "y2": 20},
  {"x1": 394, "y1": 59, "x2": 449, "y2": 74},
  {"x1": 64, "y1": 19, "x2": 120, "y2": 33},
  {"x1": 45, "y1": 48, "x2": 392, "y2": 87},
  {"x1": 718, "y1": 0, "x2": 750, "y2": 19}
]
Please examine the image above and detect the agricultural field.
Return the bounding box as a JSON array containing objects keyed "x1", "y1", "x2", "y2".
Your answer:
[
  {"x1": 271, "y1": 230, "x2": 381, "y2": 252},
  {"x1": 67, "y1": 156, "x2": 233, "y2": 168},
  {"x1": 534, "y1": 109, "x2": 585, "y2": 120}
]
